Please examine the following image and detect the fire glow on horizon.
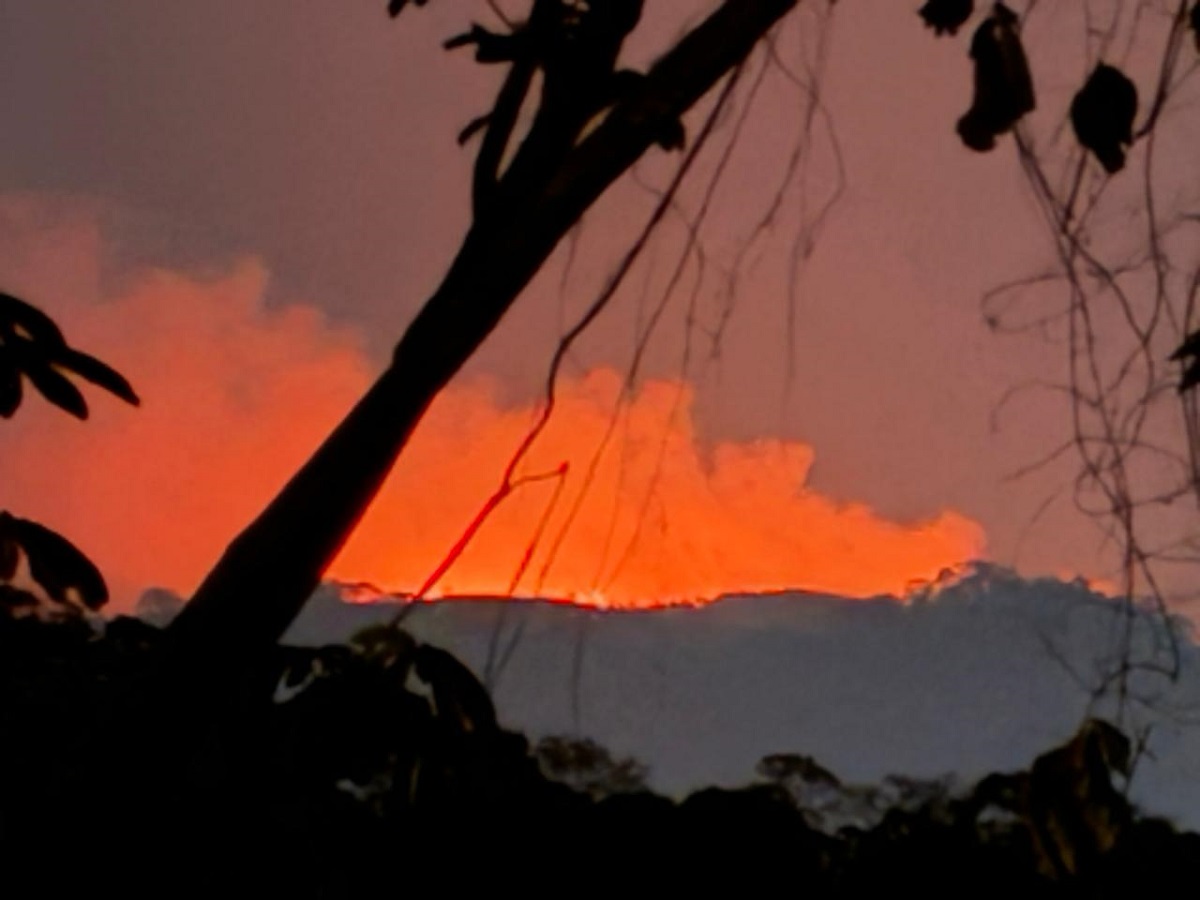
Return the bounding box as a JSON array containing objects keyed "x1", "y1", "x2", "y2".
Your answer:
[
  {"x1": 0, "y1": 256, "x2": 987, "y2": 610},
  {"x1": 330, "y1": 366, "x2": 986, "y2": 607}
]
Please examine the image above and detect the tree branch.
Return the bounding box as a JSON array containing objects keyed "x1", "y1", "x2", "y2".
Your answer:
[{"x1": 163, "y1": 0, "x2": 798, "y2": 672}]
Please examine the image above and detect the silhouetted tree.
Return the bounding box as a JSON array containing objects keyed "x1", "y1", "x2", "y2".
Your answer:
[
  {"x1": 157, "y1": 2, "x2": 1200, "y2": 754},
  {"x1": 534, "y1": 734, "x2": 647, "y2": 798},
  {"x1": 165, "y1": 0, "x2": 800, "y2": 681}
]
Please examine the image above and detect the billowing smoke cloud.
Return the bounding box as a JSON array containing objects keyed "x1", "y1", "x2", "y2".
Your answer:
[
  {"x1": 0, "y1": 205, "x2": 985, "y2": 609},
  {"x1": 339, "y1": 370, "x2": 985, "y2": 604}
]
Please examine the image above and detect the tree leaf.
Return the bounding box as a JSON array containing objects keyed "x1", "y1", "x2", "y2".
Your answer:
[
  {"x1": 56, "y1": 347, "x2": 140, "y2": 406},
  {"x1": 21, "y1": 357, "x2": 89, "y2": 419},
  {"x1": 957, "y1": 4, "x2": 1035, "y2": 152},
  {"x1": 920, "y1": 0, "x2": 973, "y2": 37},
  {"x1": 0, "y1": 541, "x2": 17, "y2": 580},
  {"x1": 1180, "y1": 358, "x2": 1200, "y2": 394},
  {"x1": 0, "y1": 353, "x2": 21, "y2": 418},
  {"x1": 11, "y1": 515, "x2": 108, "y2": 610},
  {"x1": 1070, "y1": 64, "x2": 1138, "y2": 174},
  {"x1": 0, "y1": 512, "x2": 18, "y2": 580},
  {"x1": 1170, "y1": 329, "x2": 1200, "y2": 362},
  {"x1": 0, "y1": 292, "x2": 66, "y2": 346},
  {"x1": 387, "y1": 0, "x2": 427, "y2": 18},
  {"x1": 0, "y1": 585, "x2": 40, "y2": 612}
]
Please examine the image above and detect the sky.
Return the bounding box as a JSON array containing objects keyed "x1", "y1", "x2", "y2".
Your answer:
[{"x1": 0, "y1": 1, "x2": 1196, "y2": 610}]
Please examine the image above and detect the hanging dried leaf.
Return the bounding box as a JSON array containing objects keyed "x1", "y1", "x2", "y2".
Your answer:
[
  {"x1": 1070, "y1": 64, "x2": 1137, "y2": 174},
  {"x1": 1173, "y1": 330, "x2": 1200, "y2": 393},
  {"x1": 1169, "y1": 329, "x2": 1200, "y2": 363},
  {"x1": 920, "y1": 0, "x2": 973, "y2": 36},
  {"x1": 957, "y1": 3, "x2": 1035, "y2": 152},
  {"x1": 1181, "y1": 358, "x2": 1200, "y2": 393},
  {"x1": 388, "y1": 0, "x2": 427, "y2": 18}
]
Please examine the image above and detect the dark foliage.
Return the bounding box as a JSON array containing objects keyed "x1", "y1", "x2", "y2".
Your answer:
[
  {"x1": 1, "y1": 611, "x2": 1196, "y2": 897},
  {"x1": 920, "y1": 0, "x2": 974, "y2": 37},
  {"x1": 0, "y1": 512, "x2": 108, "y2": 613},
  {"x1": 534, "y1": 734, "x2": 647, "y2": 797},
  {"x1": 0, "y1": 297, "x2": 128, "y2": 622},
  {"x1": 1171, "y1": 329, "x2": 1200, "y2": 392},
  {"x1": 957, "y1": 3, "x2": 1035, "y2": 151},
  {"x1": 443, "y1": 0, "x2": 681, "y2": 217},
  {"x1": 1, "y1": 8, "x2": 1192, "y2": 895},
  {"x1": 0, "y1": 291, "x2": 138, "y2": 420},
  {"x1": 387, "y1": 0, "x2": 427, "y2": 18},
  {"x1": 1071, "y1": 64, "x2": 1138, "y2": 174}
]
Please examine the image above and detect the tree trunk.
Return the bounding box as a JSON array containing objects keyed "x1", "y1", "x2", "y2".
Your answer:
[{"x1": 165, "y1": 0, "x2": 799, "y2": 667}]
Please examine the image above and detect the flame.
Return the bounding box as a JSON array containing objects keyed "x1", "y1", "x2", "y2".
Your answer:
[
  {"x1": 333, "y1": 369, "x2": 985, "y2": 606},
  {"x1": 0, "y1": 256, "x2": 986, "y2": 611}
]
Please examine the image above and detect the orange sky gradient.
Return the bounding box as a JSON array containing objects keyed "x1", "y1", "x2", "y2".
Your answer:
[
  {"x1": 0, "y1": 243, "x2": 985, "y2": 610},
  {"x1": 3, "y1": 3, "x2": 1175, "y2": 614}
]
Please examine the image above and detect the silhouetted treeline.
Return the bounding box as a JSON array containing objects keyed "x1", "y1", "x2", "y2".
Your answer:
[{"x1": 1, "y1": 611, "x2": 1196, "y2": 897}]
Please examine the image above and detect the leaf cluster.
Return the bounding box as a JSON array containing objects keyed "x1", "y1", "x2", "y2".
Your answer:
[
  {"x1": 0, "y1": 292, "x2": 137, "y2": 620},
  {"x1": 0, "y1": 292, "x2": 138, "y2": 420},
  {"x1": 0, "y1": 513, "x2": 107, "y2": 614}
]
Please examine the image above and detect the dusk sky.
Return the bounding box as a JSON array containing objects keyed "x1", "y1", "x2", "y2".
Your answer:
[{"x1": 0, "y1": 1, "x2": 1195, "y2": 611}]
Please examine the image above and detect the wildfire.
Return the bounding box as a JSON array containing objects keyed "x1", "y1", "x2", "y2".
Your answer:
[
  {"x1": 0, "y1": 259, "x2": 986, "y2": 610},
  {"x1": 331, "y1": 369, "x2": 986, "y2": 608}
]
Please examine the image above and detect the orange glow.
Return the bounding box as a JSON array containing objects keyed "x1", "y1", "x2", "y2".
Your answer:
[
  {"x1": 0, "y1": 258, "x2": 986, "y2": 610},
  {"x1": 332, "y1": 370, "x2": 985, "y2": 606}
]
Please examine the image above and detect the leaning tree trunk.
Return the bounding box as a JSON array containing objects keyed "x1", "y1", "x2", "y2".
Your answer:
[{"x1": 164, "y1": 0, "x2": 799, "y2": 671}]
